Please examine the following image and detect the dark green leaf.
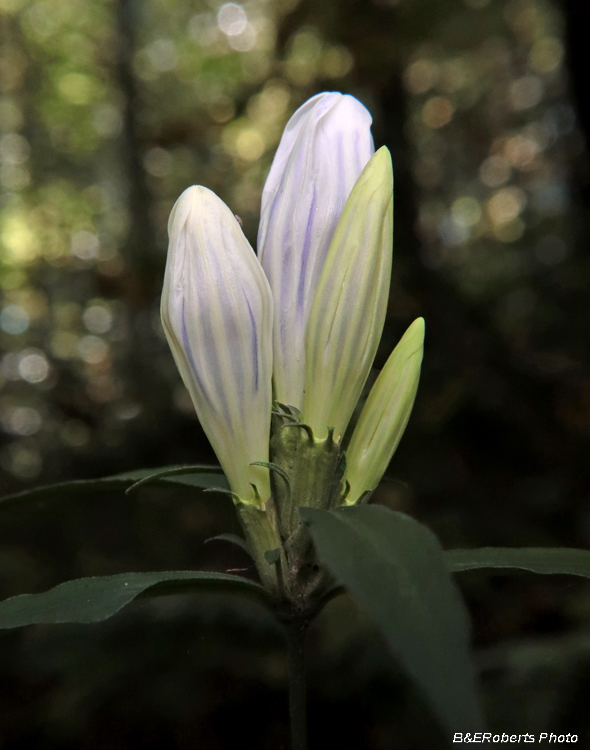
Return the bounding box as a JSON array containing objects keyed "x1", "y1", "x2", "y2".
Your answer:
[
  {"x1": 300, "y1": 505, "x2": 484, "y2": 734},
  {"x1": 0, "y1": 570, "x2": 271, "y2": 629},
  {"x1": 205, "y1": 534, "x2": 252, "y2": 557},
  {"x1": 264, "y1": 548, "x2": 281, "y2": 565},
  {"x1": 166, "y1": 473, "x2": 228, "y2": 490},
  {"x1": 0, "y1": 465, "x2": 228, "y2": 512},
  {"x1": 203, "y1": 487, "x2": 241, "y2": 502},
  {"x1": 125, "y1": 465, "x2": 223, "y2": 494},
  {"x1": 446, "y1": 547, "x2": 590, "y2": 577}
]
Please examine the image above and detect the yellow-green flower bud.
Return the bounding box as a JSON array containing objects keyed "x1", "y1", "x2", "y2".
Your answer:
[
  {"x1": 302, "y1": 146, "x2": 393, "y2": 442},
  {"x1": 344, "y1": 317, "x2": 425, "y2": 505},
  {"x1": 161, "y1": 185, "x2": 273, "y2": 505}
]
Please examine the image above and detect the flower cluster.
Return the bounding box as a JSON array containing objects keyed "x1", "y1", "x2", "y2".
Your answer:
[{"x1": 161, "y1": 92, "x2": 424, "y2": 512}]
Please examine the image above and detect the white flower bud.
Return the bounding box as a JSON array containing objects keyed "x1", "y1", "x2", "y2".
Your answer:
[
  {"x1": 161, "y1": 186, "x2": 273, "y2": 505},
  {"x1": 258, "y1": 92, "x2": 374, "y2": 411},
  {"x1": 344, "y1": 318, "x2": 425, "y2": 505},
  {"x1": 302, "y1": 146, "x2": 394, "y2": 443}
]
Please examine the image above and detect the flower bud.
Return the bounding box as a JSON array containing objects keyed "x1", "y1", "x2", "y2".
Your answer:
[
  {"x1": 161, "y1": 186, "x2": 273, "y2": 505},
  {"x1": 258, "y1": 92, "x2": 374, "y2": 411},
  {"x1": 344, "y1": 318, "x2": 425, "y2": 505},
  {"x1": 302, "y1": 146, "x2": 393, "y2": 443}
]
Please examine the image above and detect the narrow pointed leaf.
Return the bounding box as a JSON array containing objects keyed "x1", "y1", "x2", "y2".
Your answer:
[
  {"x1": 125, "y1": 465, "x2": 223, "y2": 494},
  {"x1": 0, "y1": 465, "x2": 228, "y2": 512},
  {"x1": 204, "y1": 533, "x2": 253, "y2": 557},
  {"x1": 163, "y1": 472, "x2": 228, "y2": 490},
  {"x1": 0, "y1": 570, "x2": 271, "y2": 629},
  {"x1": 300, "y1": 505, "x2": 484, "y2": 733},
  {"x1": 446, "y1": 547, "x2": 590, "y2": 578}
]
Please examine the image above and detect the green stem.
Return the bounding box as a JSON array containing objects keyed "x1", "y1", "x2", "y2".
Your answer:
[{"x1": 286, "y1": 620, "x2": 308, "y2": 750}]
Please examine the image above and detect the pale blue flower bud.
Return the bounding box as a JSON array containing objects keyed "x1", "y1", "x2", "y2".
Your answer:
[
  {"x1": 161, "y1": 186, "x2": 273, "y2": 505},
  {"x1": 258, "y1": 92, "x2": 374, "y2": 411},
  {"x1": 344, "y1": 318, "x2": 425, "y2": 505},
  {"x1": 302, "y1": 146, "x2": 394, "y2": 443}
]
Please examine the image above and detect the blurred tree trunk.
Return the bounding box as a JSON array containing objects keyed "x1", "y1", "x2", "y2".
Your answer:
[
  {"x1": 115, "y1": 0, "x2": 159, "y2": 297},
  {"x1": 560, "y1": 0, "x2": 590, "y2": 197},
  {"x1": 112, "y1": 0, "x2": 176, "y2": 452}
]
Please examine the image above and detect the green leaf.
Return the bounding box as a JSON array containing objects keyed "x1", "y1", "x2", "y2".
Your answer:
[
  {"x1": 0, "y1": 570, "x2": 271, "y2": 629},
  {"x1": 446, "y1": 547, "x2": 590, "y2": 578},
  {"x1": 300, "y1": 505, "x2": 484, "y2": 734},
  {"x1": 264, "y1": 548, "x2": 281, "y2": 565},
  {"x1": 204, "y1": 533, "x2": 252, "y2": 557},
  {"x1": 167, "y1": 472, "x2": 227, "y2": 490},
  {"x1": 125, "y1": 465, "x2": 223, "y2": 494},
  {"x1": 0, "y1": 465, "x2": 228, "y2": 512}
]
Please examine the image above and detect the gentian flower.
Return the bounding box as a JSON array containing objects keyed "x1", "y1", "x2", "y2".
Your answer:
[
  {"x1": 161, "y1": 91, "x2": 422, "y2": 527},
  {"x1": 302, "y1": 146, "x2": 394, "y2": 443},
  {"x1": 258, "y1": 92, "x2": 374, "y2": 411},
  {"x1": 344, "y1": 317, "x2": 425, "y2": 505},
  {"x1": 161, "y1": 186, "x2": 273, "y2": 506}
]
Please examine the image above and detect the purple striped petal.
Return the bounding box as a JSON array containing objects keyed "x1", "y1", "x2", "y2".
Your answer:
[
  {"x1": 161, "y1": 186, "x2": 273, "y2": 504},
  {"x1": 258, "y1": 92, "x2": 374, "y2": 410}
]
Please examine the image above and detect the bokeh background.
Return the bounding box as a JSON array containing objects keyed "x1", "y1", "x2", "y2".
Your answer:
[{"x1": 2, "y1": 0, "x2": 590, "y2": 746}]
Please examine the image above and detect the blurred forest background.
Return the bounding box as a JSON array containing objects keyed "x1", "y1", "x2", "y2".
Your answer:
[{"x1": 2, "y1": 0, "x2": 590, "y2": 746}]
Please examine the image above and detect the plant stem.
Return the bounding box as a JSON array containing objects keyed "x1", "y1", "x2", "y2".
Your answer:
[{"x1": 286, "y1": 619, "x2": 308, "y2": 750}]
